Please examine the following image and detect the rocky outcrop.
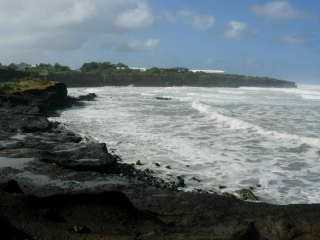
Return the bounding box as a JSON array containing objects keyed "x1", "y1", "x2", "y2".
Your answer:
[
  {"x1": 39, "y1": 142, "x2": 117, "y2": 171},
  {"x1": 0, "y1": 82, "x2": 69, "y2": 114},
  {"x1": 1, "y1": 184, "x2": 320, "y2": 240}
]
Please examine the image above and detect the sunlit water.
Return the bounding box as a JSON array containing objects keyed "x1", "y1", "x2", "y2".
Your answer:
[{"x1": 54, "y1": 85, "x2": 320, "y2": 204}]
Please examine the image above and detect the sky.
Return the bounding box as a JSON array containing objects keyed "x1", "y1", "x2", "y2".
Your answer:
[{"x1": 0, "y1": 0, "x2": 319, "y2": 83}]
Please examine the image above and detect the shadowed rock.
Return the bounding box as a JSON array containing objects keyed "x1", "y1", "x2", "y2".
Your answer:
[
  {"x1": 77, "y1": 93, "x2": 97, "y2": 101},
  {"x1": 0, "y1": 216, "x2": 33, "y2": 240},
  {"x1": 1, "y1": 180, "x2": 23, "y2": 194},
  {"x1": 39, "y1": 142, "x2": 117, "y2": 172}
]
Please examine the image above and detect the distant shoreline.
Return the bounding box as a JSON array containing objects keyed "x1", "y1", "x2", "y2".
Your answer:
[{"x1": 1, "y1": 62, "x2": 297, "y2": 89}]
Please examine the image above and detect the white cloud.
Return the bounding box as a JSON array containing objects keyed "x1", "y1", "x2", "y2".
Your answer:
[
  {"x1": 114, "y1": 2, "x2": 154, "y2": 30},
  {"x1": 116, "y1": 38, "x2": 160, "y2": 52},
  {"x1": 251, "y1": 1, "x2": 303, "y2": 20},
  {"x1": 165, "y1": 10, "x2": 215, "y2": 31},
  {"x1": 0, "y1": 0, "x2": 96, "y2": 32},
  {"x1": 0, "y1": 0, "x2": 156, "y2": 62},
  {"x1": 224, "y1": 21, "x2": 249, "y2": 39}
]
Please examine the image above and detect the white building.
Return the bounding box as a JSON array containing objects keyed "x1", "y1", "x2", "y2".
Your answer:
[
  {"x1": 130, "y1": 67, "x2": 147, "y2": 72},
  {"x1": 191, "y1": 69, "x2": 225, "y2": 74}
]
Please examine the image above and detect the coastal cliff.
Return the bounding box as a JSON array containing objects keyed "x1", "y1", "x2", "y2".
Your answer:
[{"x1": 1, "y1": 80, "x2": 320, "y2": 240}]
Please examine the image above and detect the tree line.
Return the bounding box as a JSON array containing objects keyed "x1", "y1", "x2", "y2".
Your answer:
[{"x1": 0, "y1": 61, "x2": 296, "y2": 88}]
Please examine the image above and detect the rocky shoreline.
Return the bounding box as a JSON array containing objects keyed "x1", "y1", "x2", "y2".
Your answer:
[{"x1": 1, "y1": 82, "x2": 320, "y2": 240}]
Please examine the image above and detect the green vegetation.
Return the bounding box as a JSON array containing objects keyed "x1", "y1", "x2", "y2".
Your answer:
[
  {"x1": 0, "y1": 79, "x2": 56, "y2": 94},
  {"x1": 0, "y1": 61, "x2": 297, "y2": 88}
]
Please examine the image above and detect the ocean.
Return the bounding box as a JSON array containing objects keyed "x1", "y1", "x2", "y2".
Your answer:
[{"x1": 54, "y1": 85, "x2": 320, "y2": 204}]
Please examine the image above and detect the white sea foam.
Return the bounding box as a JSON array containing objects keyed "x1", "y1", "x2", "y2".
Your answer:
[
  {"x1": 301, "y1": 94, "x2": 320, "y2": 100},
  {"x1": 191, "y1": 101, "x2": 254, "y2": 130},
  {"x1": 191, "y1": 100, "x2": 320, "y2": 147},
  {"x1": 239, "y1": 86, "x2": 320, "y2": 101}
]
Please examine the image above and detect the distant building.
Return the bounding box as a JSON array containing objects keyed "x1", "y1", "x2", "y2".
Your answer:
[
  {"x1": 129, "y1": 67, "x2": 225, "y2": 74},
  {"x1": 191, "y1": 69, "x2": 225, "y2": 74},
  {"x1": 130, "y1": 67, "x2": 147, "y2": 72}
]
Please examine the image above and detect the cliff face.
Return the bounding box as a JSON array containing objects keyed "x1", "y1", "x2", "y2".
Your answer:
[
  {"x1": 0, "y1": 81, "x2": 69, "y2": 114},
  {"x1": 2, "y1": 81, "x2": 320, "y2": 240}
]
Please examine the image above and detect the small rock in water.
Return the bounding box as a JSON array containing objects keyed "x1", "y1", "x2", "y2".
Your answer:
[
  {"x1": 77, "y1": 93, "x2": 97, "y2": 101},
  {"x1": 177, "y1": 176, "x2": 185, "y2": 188},
  {"x1": 154, "y1": 162, "x2": 161, "y2": 167},
  {"x1": 136, "y1": 160, "x2": 143, "y2": 166},
  {"x1": 165, "y1": 165, "x2": 172, "y2": 169},
  {"x1": 236, "y1": 189, "x2": 259, "y2": 201},
  {"x1": 219, "y1": 185, "x2": 227, "y2": 190},
  {"x1": 155, "y1": 97, "x2": 172, "y2": 101},
  {"x1": 191, "y1": 177, "x2": 201, "y2": 182}
]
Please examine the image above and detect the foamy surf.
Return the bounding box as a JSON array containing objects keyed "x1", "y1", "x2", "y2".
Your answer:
[
  {"x1": 55, "y1": 85, "x2": 320, "y2": 204},
  {"x1": 191, "y1": 100, "x2": 320, "y2": 148}
]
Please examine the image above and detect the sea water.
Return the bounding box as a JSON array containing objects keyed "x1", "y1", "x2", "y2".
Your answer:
[{"x1": 54, "y1": 85, "x2": 320, "y2": 204}]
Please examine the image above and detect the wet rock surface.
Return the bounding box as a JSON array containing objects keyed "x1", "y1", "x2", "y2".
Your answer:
[{"x1": 1, "y1": 82, "x2": 320, "y2": 239}]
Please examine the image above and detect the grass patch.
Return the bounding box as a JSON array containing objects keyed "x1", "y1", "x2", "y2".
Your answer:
[{"x1": 0, "y1": 79, "x2": 57, "y2": 94}]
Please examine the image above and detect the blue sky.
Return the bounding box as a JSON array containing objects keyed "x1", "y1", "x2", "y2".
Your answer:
[{"x1": 0, "y1": 0, "x2": 319, "y2": 83}]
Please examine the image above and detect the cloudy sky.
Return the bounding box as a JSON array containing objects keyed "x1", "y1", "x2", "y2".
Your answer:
[{"x1": 0, "y1": 0, "x2": 319, "y2": 83}]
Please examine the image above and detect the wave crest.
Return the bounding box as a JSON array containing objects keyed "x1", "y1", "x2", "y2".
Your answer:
[{"x1": 191, "y1": 101, "x2": 320, "y2": 147}]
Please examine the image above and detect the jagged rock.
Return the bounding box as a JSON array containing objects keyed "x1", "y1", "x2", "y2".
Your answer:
[
  {"x1": 39, "y1": 142, "x2": 116, "y2": 171},
  {"x1": 236, "y1": 189, "x2": 259, "y2": 201},
  {"x1": 136, "y1": 160, "x2": 143, "y2": 166},
  {"x1": 21, "y1": 116, "x2": 51, "y2": 132},
  {"x1": 177, "y1": 176, "x2": 185, "y2": 188},
  {"x1": 77, "y1": 93, "x2": 97, "y2": 101}
]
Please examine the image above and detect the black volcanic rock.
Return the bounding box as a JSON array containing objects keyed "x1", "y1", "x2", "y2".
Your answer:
[
  {"x1": 155, "y1": 97, "x2": 172, "y2": 101},
  {"x1": 0, "y1": 215, "x2": 34, "y2": 240},
  {"x1": 0, "y1": 82, "x2": 70, "y2": 114},
  {"x1": 39, "y1": 142, "x2": 117, "y2": 171},
  {"x1": 77, "y1": 93, "x2": 97, "y2": 101},
  {"x1": 1, "y1": 180, "x2": 23, "y2": 194}
]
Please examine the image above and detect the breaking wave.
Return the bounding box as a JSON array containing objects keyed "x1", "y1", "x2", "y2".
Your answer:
[{"x1": 191, "y1": 101, "x2": 320, "y2": 147}]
